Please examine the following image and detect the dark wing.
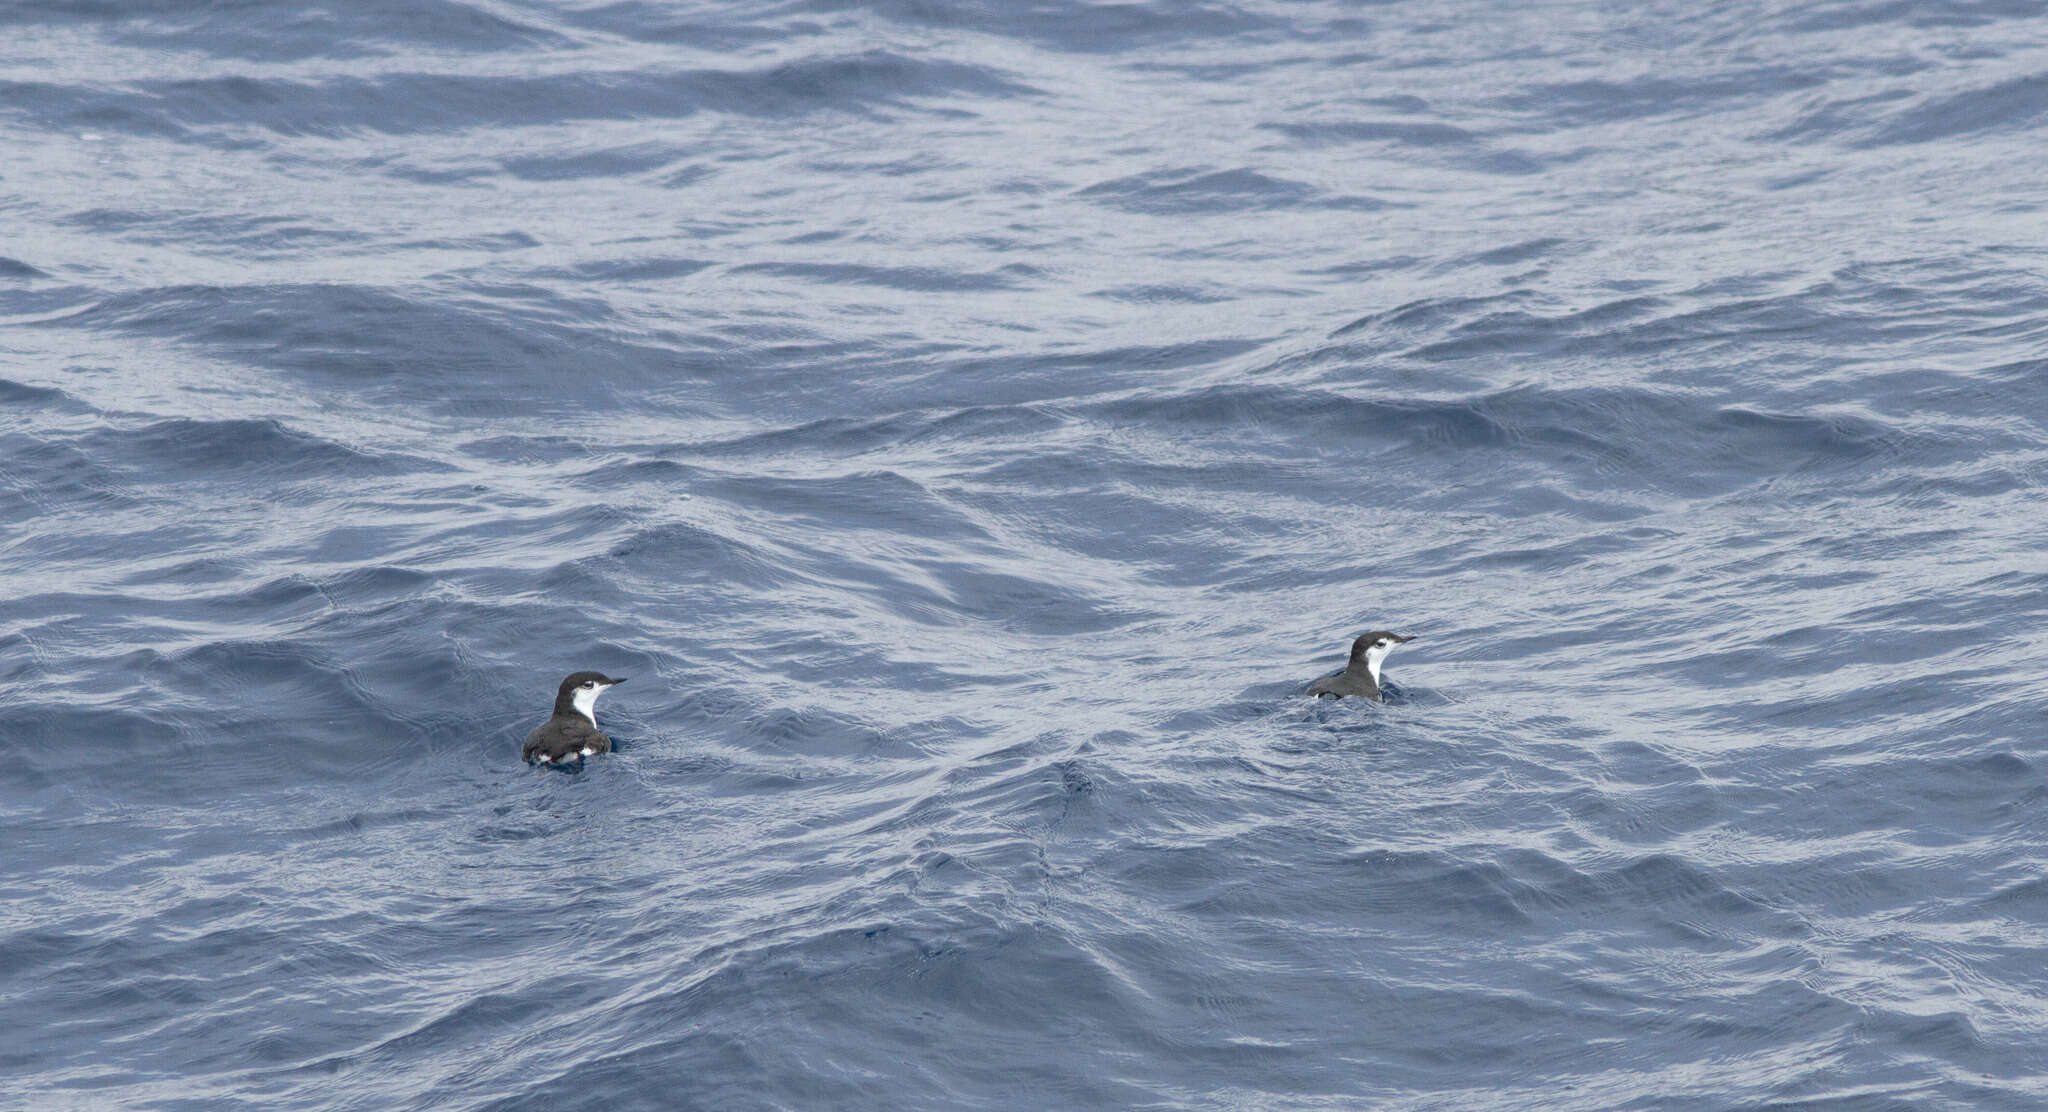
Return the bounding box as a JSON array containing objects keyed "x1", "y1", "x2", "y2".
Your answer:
[
  {"x1": 523, "y1": 718, "x2": 611, "y2": 762},
  {"x1": 1308, "y1": 671, "x2": 1378, "y2": 700},
  {"x1": 520, "y1": 725, "x2": 558, "y2": 762}
]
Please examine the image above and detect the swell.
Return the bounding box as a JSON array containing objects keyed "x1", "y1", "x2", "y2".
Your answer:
[
  {"x1": 1070, "y1": 380, "x2": 1951, "y2": 504},
  {"x1": 37, "y1": 283, "x2": 698, "y2": 413},
  {"x1": 3, "y1": 52, "x2": 1039, "y2": 141},
  {"x1": 7, "y1": 0, "x2": 2048, "y2": 1108}
]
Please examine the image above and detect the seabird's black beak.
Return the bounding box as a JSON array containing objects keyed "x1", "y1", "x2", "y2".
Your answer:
[{"x1": 609, "y1": 676, "x2": 629, "y2": 685}]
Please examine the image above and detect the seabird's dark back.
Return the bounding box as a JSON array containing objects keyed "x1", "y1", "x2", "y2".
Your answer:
[{"x1": 523, "y1": 672, "x2": 628, "y2": 764}]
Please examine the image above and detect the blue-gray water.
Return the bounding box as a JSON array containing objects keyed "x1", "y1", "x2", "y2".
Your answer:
[{"x1": 5, "y1": 2, "x2": 2048, "y2": 1108}]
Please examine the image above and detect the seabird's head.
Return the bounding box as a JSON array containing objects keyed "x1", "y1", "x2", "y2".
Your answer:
[
  {"x1": 1348, "y1": 631, "x2": 1413, "y2": 684},
  {"x1": 557, "y1": 671, "x2": 628, "y2": 721}
]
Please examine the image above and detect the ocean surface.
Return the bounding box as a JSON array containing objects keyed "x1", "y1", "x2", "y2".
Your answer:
[{"x1": 5, "y1": 1, "x2": 2048, "y2": 1108}]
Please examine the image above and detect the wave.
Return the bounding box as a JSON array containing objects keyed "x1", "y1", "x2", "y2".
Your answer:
[{"x1": 8, "y1": 52, "x2": 1040, "y2": 143}]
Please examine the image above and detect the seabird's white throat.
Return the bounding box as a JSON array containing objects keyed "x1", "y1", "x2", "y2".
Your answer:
[
  {"x1": 1365, "y1": 641, "x2": 1396, "y2": 686},
  {"x1": 571, "y1": 683, "x2": 610, "y2": 724}
]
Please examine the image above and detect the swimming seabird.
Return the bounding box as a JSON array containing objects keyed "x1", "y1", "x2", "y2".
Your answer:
[
  {"x1": 522, "y1": 671, "x2": 627, "y2": 763},
  {"x1": 1307, "y1": 632, "x2": 1412, "y2": 702}
]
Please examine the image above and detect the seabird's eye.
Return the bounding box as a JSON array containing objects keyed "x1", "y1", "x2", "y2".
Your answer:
[{"x1": 582, "y1": 681, "x2": 595, "y2": 689}]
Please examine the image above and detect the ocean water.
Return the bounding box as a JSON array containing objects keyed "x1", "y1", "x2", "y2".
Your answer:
[{"x1": 5, "y1": 0, "x2": 2048, "y2": 1108}]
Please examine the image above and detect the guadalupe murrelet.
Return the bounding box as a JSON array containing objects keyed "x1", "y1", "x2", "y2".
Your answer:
[
  {"x1": 1307, "y1": 632, "x2": 1412, "y2": 702},
  {"x1": 522, "y1": 671, "x2": 627, "y2": 763}
]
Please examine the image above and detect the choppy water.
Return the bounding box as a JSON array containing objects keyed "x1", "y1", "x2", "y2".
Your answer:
[{"x1": 6, "y1": 1, "x2": 2048, "y2": 1108}]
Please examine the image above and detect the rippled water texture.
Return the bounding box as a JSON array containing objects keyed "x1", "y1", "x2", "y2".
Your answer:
[{"x1": 5, "y1": 1, "x2": 2048, "y2": 1108}]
